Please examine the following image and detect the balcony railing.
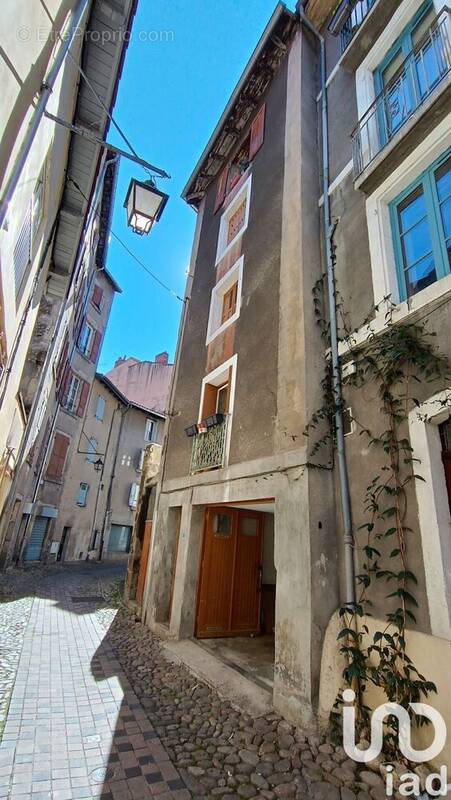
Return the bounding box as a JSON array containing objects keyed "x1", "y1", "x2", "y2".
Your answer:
[
  {"x1": 190, "y1": 416, "x2": 228, "y2": 473},
  {"x1": 352, "y1": 10, "x2": 451, "y2": 178},
  {"x1": 341, "y1": 0, "x2": 375, "y2": 53}
]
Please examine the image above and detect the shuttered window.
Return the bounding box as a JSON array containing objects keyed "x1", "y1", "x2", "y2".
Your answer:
[
  {"x1": 91, "y1": 284, "x2": 103, "y2": 309},
  {"x1": 76, "y1": 482, "x2": 89, "y2": 507},
  {"x1": 46, "y1": 433, "x2": 70, "y2": 480},
  {"x1": 214, "y1": 166, "x2": 230, "y2": 214},
  {"x1": 221, "y1": 282, "x2": 238, "y2": 323},
  {"x1": 249, "y1": 103, "x2": 266, "y2": 160},
  {"x1": 128, "y1": 482, "x2": 140, "y2": 508},
  {"x1": 95, "y1": 395, "x2": 105, "y2": 421},
  {"x1": 13, "y1": 201, "x2": 32, "y2": 297}
]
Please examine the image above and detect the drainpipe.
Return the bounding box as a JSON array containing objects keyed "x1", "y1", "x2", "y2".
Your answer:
[
  {"x1": 298, "y1": 5, "x2": 355, "y2": 606},
  {"x1": 0, "y1": 0, "x2": 89, "y2": 229}
]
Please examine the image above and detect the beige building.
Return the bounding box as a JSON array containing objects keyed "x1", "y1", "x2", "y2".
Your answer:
[
  {"x1": 0, "y1": 0, "x2": 138, "y2": 565},
  {"x1": 49, "y1": 373, "x2": 165, "y2": 563}
]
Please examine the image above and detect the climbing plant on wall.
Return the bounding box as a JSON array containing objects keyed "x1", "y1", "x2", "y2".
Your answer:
[{"x1": 306, "y1": 262, "x2": 451, "y2": 758}]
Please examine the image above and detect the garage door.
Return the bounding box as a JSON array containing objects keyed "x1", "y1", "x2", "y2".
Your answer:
[{"x1": 24, "y1": 516, "x2": 49, "y2": 561}]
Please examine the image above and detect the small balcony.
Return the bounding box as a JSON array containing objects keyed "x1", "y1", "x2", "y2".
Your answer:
[
  {"x1": 340, "y1": 0, "x2": 375, "y2": 53},
  {"x1": 352, "y1": 9, "x2": 451, "y2": 187},
  {"x1": 190, "y1": 416, "x2": 229, "y2": 473}
]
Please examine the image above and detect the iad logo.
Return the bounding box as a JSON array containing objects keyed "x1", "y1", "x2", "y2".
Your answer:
[{"x1": 342, "y1": 689, "x2": 449, "y2": 796}]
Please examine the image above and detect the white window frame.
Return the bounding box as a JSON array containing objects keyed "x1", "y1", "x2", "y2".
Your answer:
[
  {"x1": 76, "y1": 482, "x2": 89, "y2": 507},
  {"x1": 408, "y1": 390, "x2": 451, "y2": 640},
  {"x1": 79, "y1": 321, "x2": 94, "y2": 357},
  {"x1": 198, "y1": 354, "x2": 238, "y2": 468},
  {"x1": 145, "y1": 419, "x2": 155, "y2": 443},
  {"x1": 95, "y1": 395, "x2": 105, "y2": 421},
  {"x1": 65, "y1": 375, "x2": 81, "y2": 413},
  {"x1": 129, "y1": 482, "x2": 140, "y2": 508},
  {"x1": 365, "y1": 115, "x2": 451, "y2": 318},
  {"x1": 215, "y1": 174, "x2": 252, "y2": 265},
  {"x1": 206, "y1": 256, "x2": 243, "y2": 345}
]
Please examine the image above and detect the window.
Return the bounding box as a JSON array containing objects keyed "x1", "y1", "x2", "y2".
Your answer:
[
  {"x1": 216, "y1": 384, "x2": 229, "y2": 415},
  {"x1": 206, "y1": 256, "x2": 243, "y2": 344},
  {"x1": 391, "y1": 151, "x2": 451, "y2": 299},
  {"x1": 221, "y1": 282, "x2": 238, "y2": 323},
  {"x1": 216, "y1": 175, "x2": 251, "y2": 264},
  {"x1": 145, "y1": 419, "x2": 155, "y2": 442},
  {"x1": 128, "y1": 483, "x2": 140, "y2": 509},
  {"x1": 76, "y1": 482, "x2": 89, "y2": 507},
  {"x1": 86, "y1": 437, "x2": 97, "y2": 463},
  {"x1": 78, "y1": 321, "x2": 94, "y2": 357},
  {"x1": 214, "y1": 105, "x2": 265, "y2": 213},
  {"x1": 138, "y1": 449, "x2": 145, "y2": 471},
  {"x1": 374, "y1": 3, "x2": 447, "y2": 142},
  {"x1": 13, "y1": 201, "x2": 32, "y2": 297},
  {"x1": 108, "y1": 524, "x2": 132, "y2": 553},
  {"x1": 46, "y1": 433, "x2": 70, "y2": 480},
  {"x1": 65, "y1": 375, "x2": 81, "y2": 413},
  {"x1": 91, "y1": 284, "x2": 103, "y2": 310},
  {"x1": 95, "y1": 395, "x2": 105, "y2": 421}
]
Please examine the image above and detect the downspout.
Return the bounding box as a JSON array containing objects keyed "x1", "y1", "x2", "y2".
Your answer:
[
  {"x1": 298, "y1": 5, "x2": 355, "y2": 606},
  {"x1": 0, "y1": 0, "x2": 89, "y2": 229}
]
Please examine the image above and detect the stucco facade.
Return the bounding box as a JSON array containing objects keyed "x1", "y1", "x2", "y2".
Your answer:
[{"x1": 142, "y1": 0, "x2": 451, "y2": 759}]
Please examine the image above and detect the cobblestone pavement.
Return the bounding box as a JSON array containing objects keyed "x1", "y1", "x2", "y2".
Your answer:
[{"x1": 0, "y1": 564, "x2": 402, "y2": 800}]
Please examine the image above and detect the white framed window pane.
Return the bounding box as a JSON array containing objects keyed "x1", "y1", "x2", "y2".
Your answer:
[
  {"x1": 66, "y1": 377, "x2": 80, "y2": 412},
  {"x1": 145, "y1": 419, "x2": 154, "y2": 442}
]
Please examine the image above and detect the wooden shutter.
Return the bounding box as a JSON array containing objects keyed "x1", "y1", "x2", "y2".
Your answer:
[
  {"x1": 89, "y1": 330, "x2": 102, "y2": 364},
  {"x1": 46, "y1": 433, "x2": 70, "y2": 479},
  {"x1": 59, "y1": 365, "x2": 73, "y2": 405},
  {"x1": 91, "y1": 285, "x2": 103, "y2": 308},
  {"x1": 221, "y1": 282, "x2": 238, "y2": 323},
  {"x1": 249, "y1": 103, "x2": 266, "y2": 160},
  {"x1": 55, "y1": 335, "x2": 69, "y2": 389},
  {"x1": 214, "y1": 165, "x2": 230, "y2": 213},
  {"x1": 77, "y1": 380, "x2": 89, "y2": 417}
]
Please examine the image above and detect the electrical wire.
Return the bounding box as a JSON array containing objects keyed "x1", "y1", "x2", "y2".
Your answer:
[{"x1": 68, "y1": 177, "x2": 185, "y2": 303}]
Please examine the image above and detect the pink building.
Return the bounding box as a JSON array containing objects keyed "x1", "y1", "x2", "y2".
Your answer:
[{"x1": 106, "y1": 353, "x2": 173, "y2": 414}]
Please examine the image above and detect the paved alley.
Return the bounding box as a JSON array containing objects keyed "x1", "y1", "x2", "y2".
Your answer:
[
  {"x1": 0, "y1": 564, "x2": 383, "y2": 800},
  {"x1": 0, "y1": 565, "x2": 188, "y2": 800}
]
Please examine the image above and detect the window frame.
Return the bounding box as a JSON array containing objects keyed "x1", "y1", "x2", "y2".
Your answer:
[
  {"x1": 94, "y1": 395, "x2": 105, "y2": 421},
  {"x1": 215, "y1": 175, "x2": 252, "y2": 265},
  {"x1": 76, "y1": 482, "x2": 89, "y2": 507},
  {"x1": 145, "y1": 418, "x2": 155, "y2": 443},
  {"x1": 206, "y1": 256, "x2": 243, "y2": 345},
  {"x1": 78, "y1": 320, "x2": 94, "y2": 358},
  {"x1": 390, "y1": 147, "x2": 450, "y2": 300},
  {"x1": 65, "y1": 374, "x2": 81, "y2": 413}
]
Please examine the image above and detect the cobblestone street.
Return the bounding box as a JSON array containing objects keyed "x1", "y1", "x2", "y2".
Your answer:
[{"x1": 0, "y1": 564, "x2": 386, "y2": 800}]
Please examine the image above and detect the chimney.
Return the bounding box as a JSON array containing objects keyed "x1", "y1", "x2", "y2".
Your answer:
[
  {"x1": 155, "y1": 351, "x2": 169, "y2": 365},
  {"x1": 114, "y1": 356, "x2": 127, "y2": 367}
]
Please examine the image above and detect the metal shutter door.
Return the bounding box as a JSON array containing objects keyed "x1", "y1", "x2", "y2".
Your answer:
[{"x1": 24, "y1": 516, "x2": 48, "y2": 561}]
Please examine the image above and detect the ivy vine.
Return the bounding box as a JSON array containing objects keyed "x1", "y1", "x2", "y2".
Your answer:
[{"x1": 306, "y1": 258, "x2": 451, "y2": 759}]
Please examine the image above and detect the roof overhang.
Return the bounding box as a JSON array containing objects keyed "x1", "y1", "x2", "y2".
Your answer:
[
  {"x1": 49, "y1": 0, "x2": 138, "y2": 284},
  {"x1": 182, "y1": 3, "x2": 297, "y2": 207}
]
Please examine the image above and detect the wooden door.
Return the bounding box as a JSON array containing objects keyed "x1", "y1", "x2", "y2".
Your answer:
[
  {"x1": 231, "y1": 512, "x2": 263, "y2": 634},
  {"x1": 196, "y1": 507, "x2": 263, "y2": 638},
  {"x1": 136, "y1": 521, "x2": 152, "y2": 607}
]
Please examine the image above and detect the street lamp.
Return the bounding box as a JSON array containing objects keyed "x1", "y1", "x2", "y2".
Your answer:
[
  {"x1": 94, "y1": 458, "x2": 103, "y2": 473},
  {"x1": 124, "y1": 177, "x2": 169, "y2": 235}
]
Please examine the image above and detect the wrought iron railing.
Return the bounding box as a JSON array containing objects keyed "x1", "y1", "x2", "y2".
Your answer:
[
  {"x1": 341, "y1": 0, "x2": 375, "y2": 53},
  {"x1": 190, "y1": 417, "x2": 228, "y2": 473},
  {"x1": 352, "y1": 9, "x2": 451, "y2": 177}
]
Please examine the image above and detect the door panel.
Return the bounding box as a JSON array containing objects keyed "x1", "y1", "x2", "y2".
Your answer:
[
  {"x1": 197, "y1": 509, "x2": 235, "y2": 637},
  {"x1": 196, "y1": 507, "x2": 264, "y2": 638},
  {"x1": 231, "y1": 513, "x2": 263, "y2": 634},
  {"x1": 24, "y1": 516, "x2": 48, "y2": 561}
]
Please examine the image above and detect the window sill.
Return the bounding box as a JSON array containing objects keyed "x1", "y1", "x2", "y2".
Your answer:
[{"x1": 339, "y1": 273, "x2": 451, "y2": 357}]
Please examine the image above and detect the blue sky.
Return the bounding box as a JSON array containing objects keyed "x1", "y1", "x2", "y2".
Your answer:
[{"x1": 98, "y1": 0, "x2": 295, "y2": 372}]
